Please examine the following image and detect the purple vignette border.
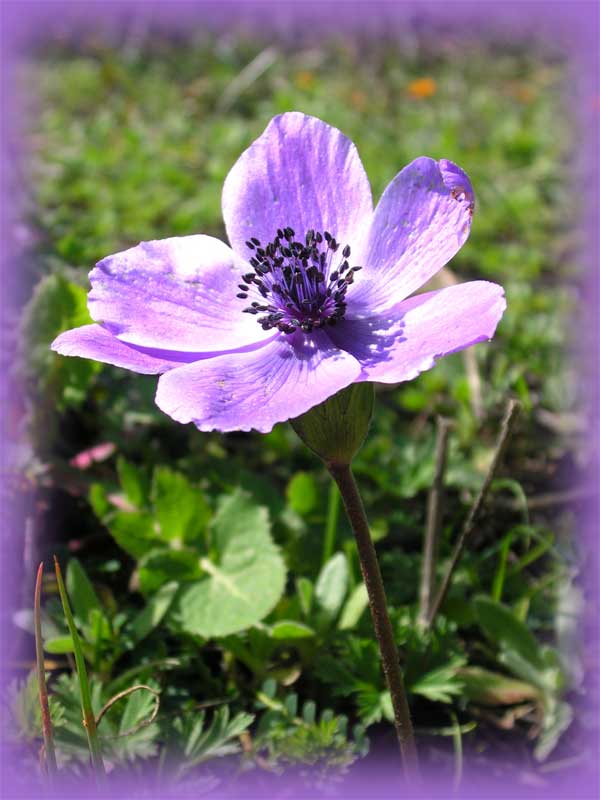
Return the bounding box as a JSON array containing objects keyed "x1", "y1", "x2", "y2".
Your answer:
[{"x1": 1, "y1": 2, "x2": 598, "y2": 799}]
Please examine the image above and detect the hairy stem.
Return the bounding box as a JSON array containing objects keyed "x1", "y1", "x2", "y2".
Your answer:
[{"x1": 327, "y1": 462, "x2": 419, "y2": 777}]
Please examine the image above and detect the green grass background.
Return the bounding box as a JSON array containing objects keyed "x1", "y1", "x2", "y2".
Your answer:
[{"x1": 13, "y1": 24, "x2": 590, "y2": 783}]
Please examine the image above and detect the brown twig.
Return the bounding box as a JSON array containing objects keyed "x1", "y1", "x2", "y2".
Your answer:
[
  {"x1": 426, "y1": 399, "x2": 521, "y2": 627},
  {"x1": 418, "y1": 417, "x2": 452, "y2": 626}
]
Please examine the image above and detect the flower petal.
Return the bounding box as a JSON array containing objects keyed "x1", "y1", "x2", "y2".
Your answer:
[
  {"x1": 51, "y1": 324, "x2": 198, "y2": 374},
  {"x1": 88, "y1": 235, "x2": 273, "y2": 353},
  {"x1": 155, "y1": 331, "x2": 362, "y2": 434},
  {"x1": 350, "y1": 158, "x2": 475, "y2": 314},
  {"x1": 330, "y1": 281, "x2": 506, "y2": 383},
  {"x1": 222, "y1": 112, "x2": 373, "y2": 259}
]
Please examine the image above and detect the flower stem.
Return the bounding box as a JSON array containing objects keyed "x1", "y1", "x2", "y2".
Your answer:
[{"x1": 327, "y1": 462, "x2": 419, "y2": 777}]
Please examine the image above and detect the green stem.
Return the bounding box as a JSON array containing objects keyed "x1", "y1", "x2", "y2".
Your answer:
[
  {"x1": 54, "y1": 556, "x2": 106, "y2": 782},
  {"x1": 34, "y1": 563, "x2": 57, "y2": 779},
  {"x1": 327, "y1": 463, "x2": 419, "y2": 778},
  {"x1": 322, "y1": 482, "x2": 341, "y2": 565}
]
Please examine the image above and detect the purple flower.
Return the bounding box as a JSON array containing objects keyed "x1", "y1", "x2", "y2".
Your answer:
[{"x1": 52, "y1": 113, "x2": 506, "y2": 433}]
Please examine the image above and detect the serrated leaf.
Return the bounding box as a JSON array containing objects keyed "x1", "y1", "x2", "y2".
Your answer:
[
  {"x1": 152, "y1": 466, "x2": 210, "y2": 545},
  {"x1": 175, "y1": 490, "x2": 286, "y2": 638},
  {"x1": 315, "y1": 553, "x2": 348, "y2": 619},
  {"x1": 410, "y1": 657, "x2": 467, "y2": 704}
]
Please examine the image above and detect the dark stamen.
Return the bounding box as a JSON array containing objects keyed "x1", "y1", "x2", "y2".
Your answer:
[{"x1": 240, "y1": 228, "x2": 358, "y2": 334}]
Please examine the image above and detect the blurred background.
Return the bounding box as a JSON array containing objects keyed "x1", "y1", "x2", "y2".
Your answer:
[{"x1": 4, "y1": 10, "x2": 596, "y2": 792}]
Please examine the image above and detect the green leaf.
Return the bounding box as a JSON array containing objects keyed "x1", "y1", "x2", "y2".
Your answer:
[
  {"x1": 409, "y1": 657, "x2": 467, "y2": 704},
  {"x1": 21, "y1": 274, "x2": 101, "y2": 404},
  {"x1": 66, "y1": 558, "x2": 102, "y2": 627},
  {"x1": 109, "y1": 511, "x2": 159, "y2": 559},
  {"x1": 535, "y1": 699, "x2": 573, "y2": 761},
  {"x1": 116, "y1": 458, "x2": 148, "y2": 509},
  {"x1": 138, "y1": 548, "x2": 202, "y2": 594},
  {"x1": 169, "y1": 707, "x2": 254, "y2": 775},
  {"x1": 457, "y1": 666, "x2": 540, "y2": 706},
  {"x1": 174, "y1": 490, "x2": 286, "y2": 638},
  {"x1": 127, "y1": 582, "x2": 179, "y2": 646},
  {"x1": 152, "y1": 466, "x2": 210, "y2": 544},
  {"x1": 89, "y1": 483, "x2": 109, "y2": 518},
  {"x1": 296, "y1": 577, "x2": 313, "y2": 617},
  {"x1": 315, "y1": 552, "x2": 348, "y2": 619},
  {"x1": 45, "y1": 635, "x2": 75, "y2": 654},
  {"x1": 474, "y1": 595, "x2": 545, "y2": 671},
  {"x1": 302, "y1": 700, "x2": 316, "y2": 725},
  {"x1": 286, "y1": 472, "x2": 318, "y2": 515},
  {"x1": 338, "y1": 583, "x2": 368, "y2": 630},
  {"x1": 270, "y1": 621, "x2": 315, "y2": 640}
]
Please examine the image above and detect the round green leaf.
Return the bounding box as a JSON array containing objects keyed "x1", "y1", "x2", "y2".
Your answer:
[{"x1": 175, "y1": 490, "x2": 286, "y2": 638}]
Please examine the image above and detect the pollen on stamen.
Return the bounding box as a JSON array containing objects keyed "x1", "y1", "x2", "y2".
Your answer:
[{"x1": 238, "y1": 229, "x2": 358, "y2": 335}]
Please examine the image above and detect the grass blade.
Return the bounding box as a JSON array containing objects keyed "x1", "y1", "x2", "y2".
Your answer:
[
  {"x1": 53, "y1": 555, "x2": 106, "y2": 781},
  {"x1": 34, "y1": 562, "x2": 57, "y2": 779}
]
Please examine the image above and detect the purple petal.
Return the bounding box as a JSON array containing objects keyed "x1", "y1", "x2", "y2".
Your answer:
[
  {"x1": 222, "y1": 112, "x2": 373, "y2": 259},
  {"x1": 51, "y1": 324, "x2": 197, "y2": 374},
  {"x1": 87, "y1": 235, "x2": 273, "y2": 353},
  {"x1": 155, "y1": 331, "x2": 362, "y2": 434},
  {"x1": 349, "y1": 158, "x2": 475, "y2": 314},
  {"x1": 330, "y1": 281, "x2": 506, "y2": 383}
]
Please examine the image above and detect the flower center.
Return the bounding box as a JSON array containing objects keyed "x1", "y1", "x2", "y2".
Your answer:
[{"x1": 236, "y1": 227, "x2": 361, "y2": 335}]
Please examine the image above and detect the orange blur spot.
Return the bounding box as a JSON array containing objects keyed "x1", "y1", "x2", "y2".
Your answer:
[
  {"x1": 294, "y1": 71, "x2": 315, "y2": 90},
  {"x1": 406, "y1": 77, "x2": 437, "y2": 99}
]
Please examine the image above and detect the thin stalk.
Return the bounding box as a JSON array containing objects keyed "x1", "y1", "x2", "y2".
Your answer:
[
  {"x1": 34, "y1": 563, "x2": 57, "y2": 779},
  {"x1": 54, "y1": 556, "x2": 106, "y2": 781},
  {"x1": 322, "y1": 482, "x2": 341, "y2": 565},
  {"x1": 327, "y1": 463, "x2": 419, "y2": 778},
  {"x1": 418, "y1": 417, "x2": 451, "y2": 626},
  {"x1": 427, "y1": 399, "x2": 521, "y2": 626}
]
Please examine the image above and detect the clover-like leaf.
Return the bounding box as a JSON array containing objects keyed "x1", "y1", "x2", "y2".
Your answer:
[{"x1": 173, "y1": 490, "x2": 286, "y2": 638}]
